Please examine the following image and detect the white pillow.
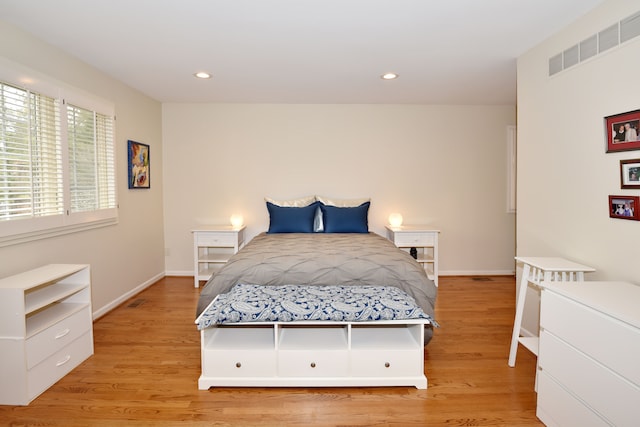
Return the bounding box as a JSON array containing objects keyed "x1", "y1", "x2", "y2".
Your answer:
[
  {"x1": 316, "y1": 195, "x2": 371, "y2": 207},
  {"x1": 264, "y1": 195, "x2": 316, "y2": 207}
]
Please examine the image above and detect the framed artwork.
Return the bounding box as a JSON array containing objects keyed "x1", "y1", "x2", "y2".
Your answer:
[
  {"x1": 127, "y1": 140, "x2": 150, "y2": 189},
  {"x1": 605, "y1": 109, "x2": 640, "y2": 153},
  {"x1": 609, "y1": 195, "x2": 639, "y2": 220},
  {"x1": 620, "y1": 159, "x2": 640, "y2": 189}
]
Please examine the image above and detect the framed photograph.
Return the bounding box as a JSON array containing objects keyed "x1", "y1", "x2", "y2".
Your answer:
[
  {"x1": 127, "y1": 140, "x2": 150, "y2": 189},
  {"x1": 605, "y1": 109, "x2": 640, "y2": 153},
  {"x1": 609, "y1": 195, "x2": 639, "y2": 220},
  {"x1": 620, "y1": 159, "x2": 640, "y2": 189}
]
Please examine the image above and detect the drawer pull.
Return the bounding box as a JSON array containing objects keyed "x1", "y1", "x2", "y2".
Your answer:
[
  {"x1": 384, "y1": 362, "x2": 391, "y2": 368},
  {"x1": 55, "y1": 328, "x2": 71, "y2": 339},
  {"x1": 310, "y1": 362, "x2": 316, "y2": 368},
  {"x1": 235, "y1": 362, "x2": 242, "y2": 368},
  {"x1": 56, "y1": 355, "x2": 71, "y2": 367}
]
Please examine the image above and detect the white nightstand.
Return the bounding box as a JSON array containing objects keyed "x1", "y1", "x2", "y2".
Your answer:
[
  {"x1": 192, "y1": 225, "x2": 245, "y2": 288},
  {"x1": 385, "y1": 225, "x2": 440, "y2": 287}
]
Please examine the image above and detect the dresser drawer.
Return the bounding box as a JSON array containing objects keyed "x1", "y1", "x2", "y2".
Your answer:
[
  {"x1": 196, "y1": 232, "x2": 238, "y2": 247},
  {"x1": 393, "y1": 232, "x2": 435, "y2": 247},
  {"x1": 202, "y1": 350, "x2": 276, "y2": 377},
  {"x1": 350, "y1": 349, "x2": 421, "y2": 377},
  {"x1": 537, "y1": 371, "x2": 609, "y2": 427},
  {"x1": 26, "y1": 306, "x2": 92, "y2": 369},
  {"x1": 541, "y1": 290, "x2": 640, "y2": 385},
  {"x1": 278, "y1": 350, "x2": 349, "y2": 377},
  {"x1": 539, "y1": 330, "x2": 640, "y2": 426},
  {"x1": 27, "y1": 332, "x2": 93, "y2": 401}
]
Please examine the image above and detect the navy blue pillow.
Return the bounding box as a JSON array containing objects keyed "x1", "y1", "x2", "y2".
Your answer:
[
  {"x1": 320, "y1": 202, "x2": 370, "y2": 233},
  {"x1": 266, "y1": 201, "x2": 318, "y2": 233}
]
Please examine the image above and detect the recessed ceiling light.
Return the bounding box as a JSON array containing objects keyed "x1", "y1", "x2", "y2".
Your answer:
[
  {"x1": 194, "y1": 72, "x2": 211, "y2": 79},
  {"x1": 381, "y1": 73, "x2": 398, "y2": 80}
]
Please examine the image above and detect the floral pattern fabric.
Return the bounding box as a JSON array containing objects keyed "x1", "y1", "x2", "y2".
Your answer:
[{"x1": 196, "y1": 283, "x2": 436, "y2": 330}]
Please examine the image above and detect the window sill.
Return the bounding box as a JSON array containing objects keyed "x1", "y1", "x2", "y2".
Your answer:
[{"x1": 0, "y1": 218, "x2": 118, "y2": 248}]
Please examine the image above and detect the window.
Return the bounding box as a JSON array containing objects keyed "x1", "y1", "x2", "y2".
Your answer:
[
  {"x1": 67, "y1": 104, "x2": 116, "y2": 214},
  {"x1": 0, "y1": 76, "x2": 117, "y2": 246},
  {"x1": 0, "y1": 82, "x2": 63, "y2": 221}
]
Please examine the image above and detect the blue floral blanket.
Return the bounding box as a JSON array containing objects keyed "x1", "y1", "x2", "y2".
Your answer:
[{"x1": 196, "y1": 283, "x2": 437, "y2": 330}]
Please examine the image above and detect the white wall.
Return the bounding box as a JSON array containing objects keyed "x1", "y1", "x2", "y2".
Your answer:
[
  {"x1": 162, "y1": 103, "x2": 516, "y2": 276},
  {"x1": 517, "y1": 0, "x2": 640, "y2": 331},
  {"x1": 0, "y1": 22, "x2": 165, "y2": 317}
]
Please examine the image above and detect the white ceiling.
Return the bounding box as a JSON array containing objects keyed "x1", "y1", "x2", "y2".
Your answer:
[{"x1": 0, "y1": 0, "x2": 604, "y2": 104}]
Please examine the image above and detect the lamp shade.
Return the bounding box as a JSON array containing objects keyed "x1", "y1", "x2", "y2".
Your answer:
[
  {"x1": 388, "y1": 213, "x2": 403, "y2": 227},
  {"x1": 229, "y1": 214, "x2": 244, "y2": 228}
]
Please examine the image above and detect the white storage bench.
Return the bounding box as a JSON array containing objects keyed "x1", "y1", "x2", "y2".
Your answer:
[
  {"x1": 195, "y1": 284, "x2": 434, "y2": 389},
  {"x1": 198, "y1": 319, "x2": 429, "y2": 389}
]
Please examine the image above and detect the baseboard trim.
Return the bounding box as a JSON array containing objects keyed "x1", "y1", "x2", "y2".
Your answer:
[
  {"x1": 92, "y1": 271, "x2": 165, "y2": 320},
  {"x1": 164, "y1": 270, "x2": 193, "y2": 277},
  {"x1": 440, "y1": 270, "x2": 515, "y2": 276}
]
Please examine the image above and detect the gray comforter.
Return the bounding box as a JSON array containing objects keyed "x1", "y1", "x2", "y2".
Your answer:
[{"x1": 196, "y1": 232, "x2": 437, "y2": 326}]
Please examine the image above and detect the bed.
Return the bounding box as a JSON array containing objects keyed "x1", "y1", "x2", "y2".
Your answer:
[{"x1": 194, "y1": 197, "x2": 438, "y2": 389}]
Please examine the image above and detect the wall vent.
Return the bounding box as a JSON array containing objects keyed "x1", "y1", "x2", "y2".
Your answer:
[
  {"x1": 563, "y1": 44, "x2": 580, "y2": 68},
  {"x1": 548, "y1": 10, "x2": 640, "y2": 76},
  {"x1": 620, "y1": 10, "x2": 640, "y2": 43},
  {"x1": 579, "y1": 34, "x2": 598, "y2": 61},
  {"x1": 599, "y1": 23, "x2": 620, "y2": 52},
  {"x1": 549, "y1": 53, "x2": 563, "y2": 76}
]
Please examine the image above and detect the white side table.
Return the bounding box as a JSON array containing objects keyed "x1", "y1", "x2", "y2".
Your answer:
[
  {"x1": 385, "y1": 225, "x2": 440, "y2": 286},
  {"x1": 508, "y1": 256, "x2": 595, "y2": 367},
  {"x1": 192, "y1": 225, "x2": 245, "y2": 288}
]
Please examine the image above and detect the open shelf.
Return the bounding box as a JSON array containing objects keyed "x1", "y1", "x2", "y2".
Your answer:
[
  {"x1": 0, "y1": 264, "x2": 93, "y2": 405},
  {"x1": 279, "y1": 325, "x2": 348, "y2": 350}
]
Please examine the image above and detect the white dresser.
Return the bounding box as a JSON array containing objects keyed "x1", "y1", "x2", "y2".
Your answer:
[
  {"x1": 537, "y1": 281, "x2": 640, "y2": 426},
  {"x1": 0, "y1": 264, "x2": 93, "y2": 406}
]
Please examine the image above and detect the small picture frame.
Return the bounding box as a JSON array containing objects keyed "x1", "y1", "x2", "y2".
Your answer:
[
  {"x1": 127, "y1": 140, "x2": 150, "y2": 189},
  {"x1": 620, "y1": 159, "x2": 640, "y2": 189},
  {"x1": 609, "y1": 195, "x2": 639, "y2": 220},
  {"x1": 605, "y1": 109, "x2": 640, "y2": 153}
]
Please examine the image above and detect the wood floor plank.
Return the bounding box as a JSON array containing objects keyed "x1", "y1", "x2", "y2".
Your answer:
[{"x1": 0, "y1": 275, "x2": 541, "y2": 426}]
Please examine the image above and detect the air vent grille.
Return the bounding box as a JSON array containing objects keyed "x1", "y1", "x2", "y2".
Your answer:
[
  {"x1": 599, "y1": 23, "x2": 619, "y2": 52},
  {"x1": 563, "y1": 44, "x2": 580, "y2": 68},
  {"x1": 548, "y1": 10, "x2": 640, "y2": 76},
  {"x1": 549, "y1": 53, "x2": 563, "y2": 76},
  {"x1": 620, "y1": 11, "x2": 640, "y2": 43},
  {"x1": 580, "y1": 35, "x2": 598, "y2": 61}
]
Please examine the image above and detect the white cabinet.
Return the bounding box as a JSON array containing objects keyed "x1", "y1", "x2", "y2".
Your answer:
[
  {"x1": 198, "y1": 320, "x2": 429, "y2": 389},
  {"x1": 192, "y1": 225, "x2": 245, "y2": 288},
  {"x1": 537, "y1": 281, "x2": 640, "y2": 426},
  {"x1": 385, "y1": 225, "x2": 439, "y2": 286},
  {"x1": 0, "y1": 264, "x2": 93, "y2": 406}
]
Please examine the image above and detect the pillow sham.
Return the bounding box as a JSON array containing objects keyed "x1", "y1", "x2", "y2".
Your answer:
[
  {"x1": 320, "y1": 201, "x2": 370, "y2": 233},
  {"x1": 313, "y1": 205, "x2": 324, "y2": 233},
  {"x1": 264, "y1": 195, "x2": 316, "y2": 207},
  {"x1": 266, "y1": 201, "x2": 318, "y2": 233},
  {"x1": 316, "y1": 195, "x2": 371, "y2": 207}
]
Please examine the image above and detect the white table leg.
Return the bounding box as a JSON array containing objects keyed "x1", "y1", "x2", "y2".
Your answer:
[{"x1": 509, "y1": 263, "x2": 531, "y2": 367}]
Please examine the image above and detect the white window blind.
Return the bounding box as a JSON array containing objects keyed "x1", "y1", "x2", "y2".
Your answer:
[
  {"x1": 67, "y1": 104, "x2": 116, "y2": 213},
  {"x1": 0, "y1": 75, "x2": 117, "y2": 246},
  {"x1": 0, "y1": 82, "x2": 63, "y2": 221}
]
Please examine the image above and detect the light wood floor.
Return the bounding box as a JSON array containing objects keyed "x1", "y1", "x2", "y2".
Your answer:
[{"x1": 0, "y1": 275, "x2": 541, "y2": 426}]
